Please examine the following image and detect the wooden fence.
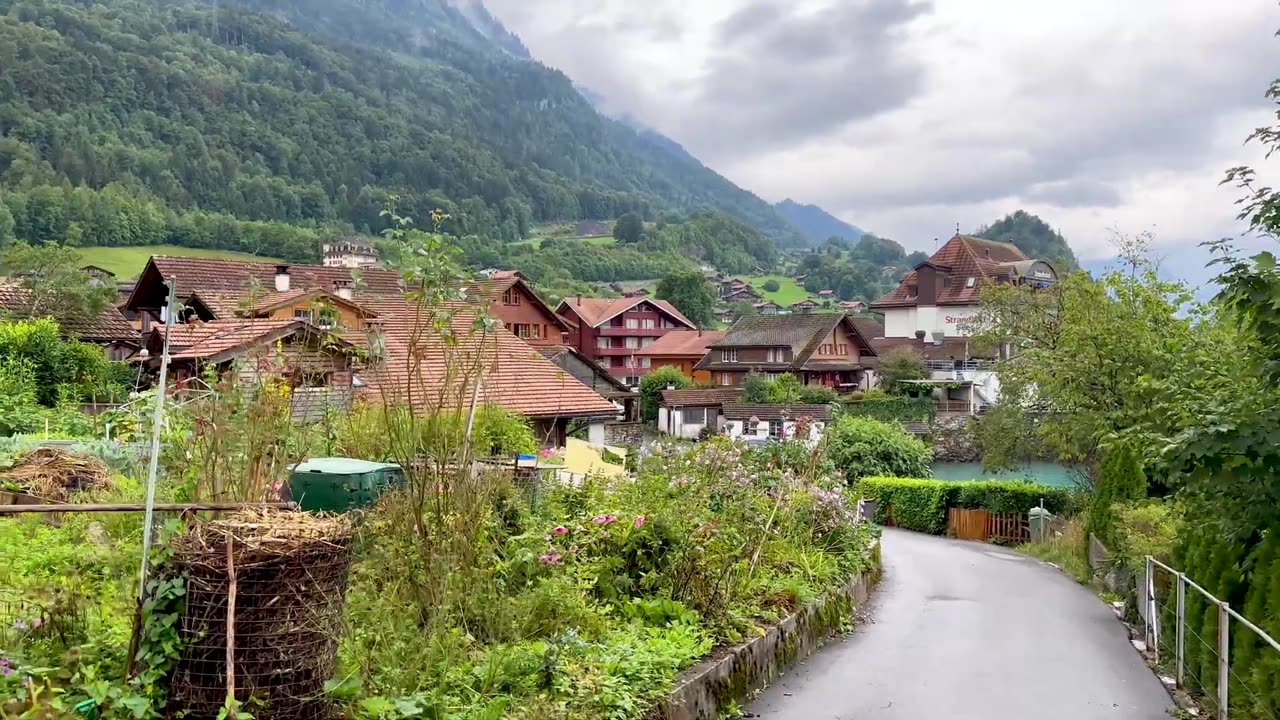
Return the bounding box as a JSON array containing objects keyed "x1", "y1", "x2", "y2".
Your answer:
[{"x1": 947, "y1": 508, "x2": 1030, "y2": 544}]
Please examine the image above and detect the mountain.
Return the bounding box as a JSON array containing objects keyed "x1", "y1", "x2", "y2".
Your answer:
[
  {"x1": 0, "y1": 0, "x2": 803, "y2": 262},
  {"x1": 974, "y1": 211, "x2": 1079, "y2": 270},
  {"x1": 774, "y1": 199, "x2": 865, "y2": 245}
]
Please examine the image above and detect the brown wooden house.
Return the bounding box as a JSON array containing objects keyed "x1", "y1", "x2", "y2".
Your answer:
[{"x1": 694, "y1": 313, "x2": 878, "y2": 390}]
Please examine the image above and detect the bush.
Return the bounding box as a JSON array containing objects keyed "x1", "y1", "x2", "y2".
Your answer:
[
  {"x1": 857, "y1": 476, "x2": 1072, "y2": 535},
  {"x1": 798, "y1": 385, "x2": 838, "y2": 405},
  {"x1": 762, "y1": 279, "x2": 781, "y2": 293},
  {"x1": 638, "y1": 367, "x2": 692, "y2": 422},
  {"x1": 824, "y1": 416, "x2": 931, "y2": 481},
  {"x1": 1112, "y1": 500, "x2": 1181, "y2": 575},
  {"x1": 841, "y1": 396, "x2": 933, "y2": 423},
  {"x1": 1087, "y1": 444, "x2": 1147, "y2": 549},
  {"x1": 875, "y1": 346, "x2": 928, "y2": 393}
]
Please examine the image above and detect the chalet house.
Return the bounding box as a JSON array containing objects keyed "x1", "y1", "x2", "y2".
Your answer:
[
  {"x1": 141, "y1": 319, "x2": 357, "y2": 423},
  {"x1": 790, "y1": 299, "x2": 819, "y2": 314},
  {"x1": 555, "y1": 297, "x2": 696, "y2": 385},
  {"x1": 0, "y1": 280, "x2": 139, "y2": 360},
  {"x1": 723, "y1": 287, "x2": 762, "y2": 303},
  {"x1": 634, "y1": 329, "x2": 726, "y2": 383},
  {"x1": 125, "y1": 257, "x2": 621, "y2": 444},
  {"x1": 468, "y1": 271, "x2": 574, "y2": 348},
  {"x1": 657, "y1": 388, "x2": 742, "y2": 439},
  {"x1": 322, "y1": 239, "x2": 379, "y2": 268},
  {"x1": 539, "y1": 345, "x2": 639, "y2": 425},
  {"x1": 793, "y1": 274, "x2": 808, "y2": 283},
  {"x1": 81, "y1": 265, "x2": 116, "y2": 286},
  {"x1": 868, "y1": 234, "x2": 1058, "y2": 411},
  {"x1": 695, "y1": 313, "x2": 878, "y2": 390},
  {"x1": 839, "y1": 300, "x2": 867, "y2": 313},
  {"x1": 753, "y1": 301, "x2": 783, "y2": 316},
  {"x1": 817, "y1": 290, "x2": 836, "y2": 299},
  {"x1": 722, "y1": 403, "x2": 832, "y2": 444},
  {"x1": 871, "y1": 234, "x2": 1056, "y2": 341}
]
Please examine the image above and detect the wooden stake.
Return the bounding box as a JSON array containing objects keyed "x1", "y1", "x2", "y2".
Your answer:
[{"x1": 225, "y1": 535, "x2": 238, "y2": 719}]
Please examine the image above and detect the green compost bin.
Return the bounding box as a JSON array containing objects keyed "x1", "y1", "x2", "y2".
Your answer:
[{"x1": 287, "y1": 457, "x2": 404, "y2": 512}]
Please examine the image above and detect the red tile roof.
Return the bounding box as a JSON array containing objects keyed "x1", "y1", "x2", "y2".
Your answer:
[
  {"x1": 873, "y1": 235, "x2": 1030, "y2": 309},
  {"x1": 635, "y1": 330, "x2": 726, "y2": 357},
  {"x1": 0, "y1": 280, "x2": 138, "y2": 343},
  {"x1": 660, "y1": 388, "x2": 743, "y2": 406},
  {"x1": 165, "y1": 320, "x2": 321, "y2": 361},
  {"x1": 358, "y1": 296, "x2": 621, "y2": 419},
  {"x1": 555, "y1": 297, "x2": 695, "y2": 329},
  {"x1": 466, "y1": 275, "x2": 573, "y2": 332},
  {"x1": 869, "y1": 336, "x2": 995, "y2": 361},
  {"x1": 137, "y1": 256, "x2": 406, "y2": 300}
]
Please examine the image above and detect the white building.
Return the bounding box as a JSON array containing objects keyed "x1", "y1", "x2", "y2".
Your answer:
[
  {"x1": 657, "y1": 388, "x2": 741, "y2": 439},
  {"x1": 722, "y1": 404, "x2": 830, "y2": 446},
  {"x1": 322, "y1": 239, "x2": 379, "y2": 268},
  {"x1": 868, "y1": 234, "x2": 1058, "y2": 411}
]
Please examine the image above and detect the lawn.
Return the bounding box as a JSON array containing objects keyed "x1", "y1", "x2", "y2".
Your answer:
[
  {"x1": 742, "y1": 274, "x2": 818, "y2": 306},
  {"x1": 76, "y1": 246, "x2": 283, "y2": 280}
]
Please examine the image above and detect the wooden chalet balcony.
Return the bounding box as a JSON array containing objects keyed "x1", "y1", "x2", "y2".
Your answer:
[{"x1": 597, "y1": 326, "x2": 668, "y2": 337}]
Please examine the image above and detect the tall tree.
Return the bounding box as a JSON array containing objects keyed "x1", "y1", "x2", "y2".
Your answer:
[
  {"x1": 656, "y1": 271, "x2": 716, "y2": 328},
  {"x1": 612, "y1": 213, "x2": 645, "y2": 243},
  {"x1": 1, "y1": 242, "x2": 116, "y2": 320}
]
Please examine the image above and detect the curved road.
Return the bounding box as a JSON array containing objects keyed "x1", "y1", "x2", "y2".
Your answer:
[{"x1": 746, "y1": 528, "x2": 1174, "y2": 719}]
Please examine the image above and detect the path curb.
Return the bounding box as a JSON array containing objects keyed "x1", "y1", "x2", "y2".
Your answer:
[{"x1": 660, "y1": 542, "x2": 882, "y2": 720}]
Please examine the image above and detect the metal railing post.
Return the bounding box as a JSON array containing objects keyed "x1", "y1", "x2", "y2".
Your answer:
[
  {"x1": 1218, "y1": 600, "x2": 1230, "y2": 720},
  {"x1": 1176, "y1": 572, "x2": 1186, "y2": 689},
  {"x1": 1144, "y1": 556, "x2": 1153, "y2": 649}
]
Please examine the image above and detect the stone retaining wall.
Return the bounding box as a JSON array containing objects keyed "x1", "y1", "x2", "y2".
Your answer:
[{"x1": 660, "y1": 543, "x2": 882, "y2": 720}]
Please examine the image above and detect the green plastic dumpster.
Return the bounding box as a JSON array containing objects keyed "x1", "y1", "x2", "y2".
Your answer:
[{"x1": 287, "y1": 457, "x2": 404, "y2": 512}]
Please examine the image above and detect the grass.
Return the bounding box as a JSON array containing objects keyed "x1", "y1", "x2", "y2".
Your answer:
[
  {"x1": 76, "y1": 246, "x2": 283, "y2": 280},
  {"x1": 1019, "y1": 515, "x2": 1090, "y2": 583},
  {"x1": 741, "y1": 274, "x2": 820, "y2": 306},
  {"x1": 511, "y1": 234, "x2": 617, "y2": 250}
]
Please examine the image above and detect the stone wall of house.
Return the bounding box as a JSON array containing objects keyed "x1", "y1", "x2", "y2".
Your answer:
[
  {"x1": 604, "y1": 422, "x2": 654, "y2": 447},
  {"x1": 928, "y1": 414, "x2": 981, "y2": 462}
]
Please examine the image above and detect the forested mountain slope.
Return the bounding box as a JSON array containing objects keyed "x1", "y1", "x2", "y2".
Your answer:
[
  {"x1": 975, "y1": 210, "x2": 1079, "y2": 270},
  {"x1": 0, "y1": 0, "x2": 801, "y2": 264},
  {"x1": 775, "y1": 199, "x2": 865, "y2": 245}
]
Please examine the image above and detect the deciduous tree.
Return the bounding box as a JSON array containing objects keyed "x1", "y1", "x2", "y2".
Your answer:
[{"x1": 656, "y1": 271, "x2": 716, "y2": 328}]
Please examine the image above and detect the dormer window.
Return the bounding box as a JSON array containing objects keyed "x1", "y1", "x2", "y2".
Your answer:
[
  {"x1": 722, "y1": 348, "x2": 738, "y2": 363},
  {"x1": 965, "y1": 277, "x2": 976, "y2": 288},
  {"x1": 907, "y1": 285, "x2": 918, "y2": 298},
  {"x1": 502, "y1": 288, "x2": 520, "y2": 306}
]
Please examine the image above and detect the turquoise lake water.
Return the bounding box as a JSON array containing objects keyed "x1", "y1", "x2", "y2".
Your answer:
[{"x1": 930, "y1": 461, "x2": 1084, "y2": 489}]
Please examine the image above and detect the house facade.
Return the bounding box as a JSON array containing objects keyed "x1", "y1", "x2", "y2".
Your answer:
[
  {"x1": 539, "y1": 345, "x2": 639, "y2": 423},
  {"x1": 657, "y1": 388, "x2": 742, "y2": 439},
  {"x1": 634, "y1": 330, "x2": 725, "y2": 383},
  {"x1": 322, "y1": 239, "x2": 379, "y2": 268},
  {"x1": 694, "y1": 314, "x2": 878, "y2": 390},
  {"x1": 556, "y1": 297, "x2": 696, "y2": 385},
  {"x1": 722, "y1": 403, "x2": 831, "y2": 445},
  {"x1": 468, "y1": 271, "x2": 572, "y2": 348},
  {"x1": 871, "y1": 234, "x2": 1057, "y2": 341}
]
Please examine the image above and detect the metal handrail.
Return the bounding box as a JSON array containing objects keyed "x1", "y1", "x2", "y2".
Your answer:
[{"x1": 1145, "y1": 555, "x2": 1280, "y2": 719}]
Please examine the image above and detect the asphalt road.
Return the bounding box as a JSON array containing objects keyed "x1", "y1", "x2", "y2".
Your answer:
[{"x1": 745, "y1": 528, "x2": 1174, "y2": 719}]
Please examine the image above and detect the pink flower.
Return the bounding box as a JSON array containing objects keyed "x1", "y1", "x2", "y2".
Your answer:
[
  {"x1": 591, "y1": 515, "x2": 616, "y2": 525},
  {"x1": 633, "y1": 515, "x2": 646, "y2": 529},
  {"x1": 552, "y1": 526, "x2": 568, "y2": 536},
  {"x1": 538, "y1": 552, "x2": 563, "y2": 565},
  {"x1": 30, "y1": 617, "x2": 42, "y2": 629}
]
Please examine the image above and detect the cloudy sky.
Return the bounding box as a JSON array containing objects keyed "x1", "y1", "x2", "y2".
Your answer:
[{"x1": 484, "y1": 0, "x2": 1280, "y2": 283}]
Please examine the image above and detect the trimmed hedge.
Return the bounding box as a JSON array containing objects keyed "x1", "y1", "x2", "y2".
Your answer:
[
  {"x1": 857, "y1": 477, "x2": 1073, "y2": 535},
  {"x1": 840, "y1": 396, "x2": 934, "y2": 423}
]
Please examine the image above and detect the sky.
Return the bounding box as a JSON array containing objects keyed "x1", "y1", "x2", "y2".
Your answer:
[{"x1": 483, "y1": 0, "x2": 1280, "y2": 285}]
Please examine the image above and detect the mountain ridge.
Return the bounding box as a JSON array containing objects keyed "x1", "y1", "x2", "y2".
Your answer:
[{"x1": 774, "y1": 199, "x2": 866, "y2": 245}]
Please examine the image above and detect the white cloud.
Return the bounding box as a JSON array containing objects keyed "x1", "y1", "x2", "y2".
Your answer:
[{"x1": 486, "y1": 0, "x2": 1280, "y2": 274}]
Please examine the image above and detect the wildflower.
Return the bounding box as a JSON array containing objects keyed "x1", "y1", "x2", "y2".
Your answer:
[
  {"x1": 12, "y1": 620, "x2": 25, "y2": 631},
  {"x1": 552, "y1": 525, "x2": 568, "y2": 536},
  {"x1": 591, "y1": 515, "x2": 616, "y2": 525},
  {"x1": 0, "y1": 657, "x2": 11, "y2": 677},
  {"x1": 538, "y1": 552, "x2": 563, "y2": 565},
  {"x1": 633, "y1": 515, "x2": 646, "y2": 529},
  {"x1": 30, "y1": 617, "x2": 42, "y2": 629}
]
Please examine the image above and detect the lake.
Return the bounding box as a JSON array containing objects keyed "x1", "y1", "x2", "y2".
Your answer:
[{"x1": 930, "y1": 461, "x2": 1084, "y2": 489}]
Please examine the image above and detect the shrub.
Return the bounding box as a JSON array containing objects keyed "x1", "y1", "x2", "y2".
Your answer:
[
  {"x1": 1112, "y1": 500, "x2": 1181, "y2": 575},
  {"x1": 841, "y1": 395, "x2": 933, "y2": 423},
  {"x1": 742, "y1": 371, "x2": 771, "y2": 403},
  {"x1": 875, "y1": 346, "x2": 928, "y2": 393},
  {"x1": 762, "y1": 279, "x2": 781, "y2": 293},
  {"x1": 473, "y1": 405, "x2": 537, "y2": 457},
  {"x1": 797, "y1": 385, "x2": 838, "y2": 405},
  {"x1": 857, "y1": 476, "x2": 1072, "y2": 535},
  {"x1": 1087, "y1": 444, "x2": 1147, "y2": 549},
  {"x1": 824, "y1": 415, "x2": 931, "y2": 481},
  {"x1": 637, "y1": 366, "x2": 691, "y2": 423}
]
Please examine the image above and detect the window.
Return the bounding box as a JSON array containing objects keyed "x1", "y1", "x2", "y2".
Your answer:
[
  {"x1": 626, "y1": 376, "x2": 641, "y2": 386},
  {"x1": 907, "y1": 285, "x2": 918, "y2": 298},
  {"x1": 767, "y1": 347, "x2": 785, "y2": 363},
  {"x1": 965, "y1": 277, "x2": 976, "y2": 288},
  {"x1": 293, "y1": 308, "x2": 313, "y2": 321},
  {"x1": 625, "y1": 318, "x2": 640, "y2": 329},
  {"x1": 510, "y1": 324, "x2": 542, "y2": 340},
  {"x1": 943, "y1": 276, "x2": 952, "y2": 287},
  {"x1": 624, "y1": 337, "x2": 640, "y2": 349},
  {"x1": 641, "y1": 318, "x2": 656, "y2": 329},
  {"x1": 502, "y1": 288, "x2": 520, "y2": 305},
  {"x1": 768, "y1": 419, "x2": 784, "y2": 438},
  {"x1": 597, "y1": 337, "x2": 611, "y2": 350},
  {"x1": 722, "y1": 348, "x2": 738, "y2": 363},
  {"x1": 638, "y1": 357, "x2": 651, "y2": 368},
  {"x1": 641, "y1": 337, "x2": 655, "y2": 348},
  {"x1": 719, "y1": 373, "x2": 734, "y2": 386}
]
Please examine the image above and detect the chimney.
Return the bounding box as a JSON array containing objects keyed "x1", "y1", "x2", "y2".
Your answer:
[
  {"x1": 334, "y1": 279, "x2": 354, "y2": 301},
  {"x1": 576, "y1": 294, "x2": 582, "y2": 306},
  {"x1": 274, "y1": 264, "x2": 291, "y2": 292},
  {"x1": 364, "y1": 318, "x2": 386, "y2": 365},
  {"x1": 915, "y1": 330, "x2": 926, "y2": 341}
]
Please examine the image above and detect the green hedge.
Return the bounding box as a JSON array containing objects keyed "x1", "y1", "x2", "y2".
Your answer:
[
  {"x1": 857, "y1": 477, "x2": 1073, "y2": 535},
  {"x1": 840, "y1": 396, "x2": 934, "y2": 423}
]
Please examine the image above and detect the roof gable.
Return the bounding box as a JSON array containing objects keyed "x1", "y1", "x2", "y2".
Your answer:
[
  {"x1": 872, "y1": 235, "x2": 1034, "y2": 309},
  {"x1": 554, "y1": 296, "x2": 695, "y2": 329}
]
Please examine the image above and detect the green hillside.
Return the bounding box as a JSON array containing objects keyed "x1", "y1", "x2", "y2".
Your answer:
[
  {"x1": 76, "y1": 246, "x2": 282, "y2": 280},
  {"x1": 0, "y1": 0, "x2": 801, "y2": 266}
]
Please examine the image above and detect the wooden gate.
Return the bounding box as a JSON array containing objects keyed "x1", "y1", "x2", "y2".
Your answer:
[{"x1": 947, "y1": 508, "x2": 1029, "y2": 543}]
